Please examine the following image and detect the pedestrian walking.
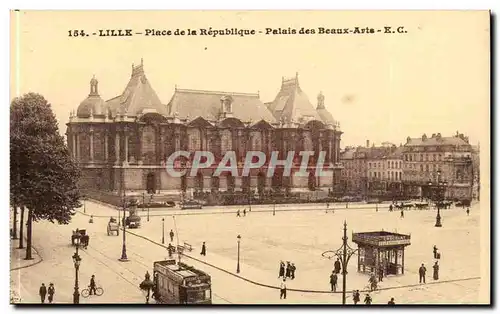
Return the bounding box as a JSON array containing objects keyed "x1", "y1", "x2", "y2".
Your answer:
[
  {"x1": 400, "y1": 209, "x2": 404, "y2": 218},
  {"x1": 89, "y1": 275, "x2": 97, "y2": 295},
  {"x1": 388, "y1": 297, "x2": 395, "y2": 305},
  {"x1": 419, "y1": 263, "x2": 427, "y2": 284},
  {"x1": 285, "y1": 262, "x2": 291, "y2": 278},
  {"x1": 47, "y1": 283, "x2": 55, "y2": 303},
  {"x1": 334, "y1": 258, "x2": 341, "y2": 274},
  {"x1": 200, "y1": 242, "x2": 206, "y2": 256},
  {"x1": 329, "y1": 271, "x2": 338, "y2": 292},
  {"x1": 280, "y1": 279, "x2": 287, "y2": 299},
  {"x1": 89, "y1": 215, "x2": 94, "y2": 223},
  {"x1": 466, "y1": 207, "x2": 470, "y2": 216},
  {"x1": 364, "y1": 294, "x2": 372, "y2": 305},
  {"x1": 278, "y1": 261, "x2": 285, "y2": 278},
  {"x1": 378, "y1": 267, "x2": 384, "y2": 282},
  {"x1": 39, "y1": 283, "x2": 47, "y2": 303},
  {"x1": 243, "y1": 209, "x2": 246, "y2": 217},
  {"x1": 326, "y1": 203, "x2": 330, "y2": 209},
  {"x1": 168, "y1": 243, "x2": 174, "y2": 258},
  {"x1": 433, "y1": 261, "x2": 439, "y2": 280},
  {"x1": 236, "y1": 210, "x2": 240, "y2": 217},
  {"x1": 389, "y1": 204, "x2": 393, "y2": 212},
  {"x1": 353, "y1": 290, "x2": 360, "y2": 305},
  {"x1": 290, "y1": 263, "x2": 296, "y2": 280},
  {"x1": 433, "y1": 245, "x2": 438, "y2": 259},
  {"x1": 169, "y1": 229, "x2": 174, "y2": 242}
]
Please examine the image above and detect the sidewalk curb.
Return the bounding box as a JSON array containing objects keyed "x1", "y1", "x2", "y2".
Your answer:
[
  {"x1": 10, "y1": 239, "x2": 43, "y2": 272},
  {"x1": 123, "y1": 228, "x2": 480, "y2": 295}
]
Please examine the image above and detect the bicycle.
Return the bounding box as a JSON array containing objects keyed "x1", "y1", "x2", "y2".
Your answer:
[{"x1": 81, "y1": 286, "x2": 104, "y2": 298}]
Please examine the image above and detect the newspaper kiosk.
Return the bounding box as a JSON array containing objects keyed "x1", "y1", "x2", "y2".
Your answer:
[{"x1": 352, "y1": 231, "x2": 411, "y2": 276}]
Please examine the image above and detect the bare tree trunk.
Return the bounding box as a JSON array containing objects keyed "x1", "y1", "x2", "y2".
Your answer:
[
  {"x1": 12, "y1": 206, "x2": 18, "y2": 239},
  {"x1": 18, "y1": 206, "x2": 24, "y2": 249},
  {"x1": 25, "y1": 209, "x2": 32, "y2": 260}
]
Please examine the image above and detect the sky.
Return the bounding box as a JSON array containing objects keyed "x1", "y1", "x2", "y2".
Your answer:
[{"x1": 10, "y1": 10, "x2": 490, "y2": 148}]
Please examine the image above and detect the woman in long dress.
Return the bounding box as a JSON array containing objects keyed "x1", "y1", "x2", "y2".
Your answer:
[{"x1": 433, "y1": 261, "x2": 439, "y2": 280}]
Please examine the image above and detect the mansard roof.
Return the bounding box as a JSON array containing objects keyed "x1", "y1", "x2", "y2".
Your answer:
[
  {"x1": 107, "y1": 60, "x2": 167, "y2": 117},
  {"x1": 267, "y1": 73, "x2": 322, "y2": 124},
  {"x1": 166, "y1": 88, "x2": 277, "y2": 123}
]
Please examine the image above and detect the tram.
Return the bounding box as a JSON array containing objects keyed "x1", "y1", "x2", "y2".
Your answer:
[{"x1": 152, "y1": 259, "x2": 212, "y2": 304}]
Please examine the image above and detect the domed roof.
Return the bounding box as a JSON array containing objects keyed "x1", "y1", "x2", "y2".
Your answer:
[
  {"x1": 76, "y1": 76, "x2": 109, "y2": 118},
  {"x1": 77, "y1": 95, "x2": 107, "y2": 118}
]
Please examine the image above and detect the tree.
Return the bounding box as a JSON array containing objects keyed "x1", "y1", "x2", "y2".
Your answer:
[{"x1": 10, "y1": 93, "x2": 81, "y2": 259}]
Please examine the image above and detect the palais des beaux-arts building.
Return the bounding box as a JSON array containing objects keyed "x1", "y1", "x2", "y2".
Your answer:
[{"x1": 66, "y1": 60, "x2": 343, "y2": 199}]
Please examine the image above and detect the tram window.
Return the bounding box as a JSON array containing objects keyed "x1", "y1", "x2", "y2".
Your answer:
[
  {"x1": 167, "y1": 281, "x2": 174, "y2": 294},
  {"x1": 205, "y1": 289, "x2": 211, "y2": 300}
]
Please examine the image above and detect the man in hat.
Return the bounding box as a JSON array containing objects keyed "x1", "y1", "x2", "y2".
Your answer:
[
  {"x1": 419, "y1": 263, "x2": 427, "y2": 284},
  {"x1": 39, "y1": 283, "x2": 47, "y2": 303},
  {"x1": 290, "y1": 263, "x2": 296, "y2": 280},
  {"x1": 47, "y1": 283, "x2": 55, "y2": 303},
  {"x1": 388, "y1": 297, "x2": 395, "y2": 305},
  {"x1": 334, "y1": 258, "x2": 341, "y2": 274},
  {"x1": 329, "y1": 271, "x2": 338, "y2": 292},
  {"x1": 89, "y1": 275, "x2": 97, "y2": 295},
  {"x1": 169, "y1": 229, "x2": 175, "y2": 242}
]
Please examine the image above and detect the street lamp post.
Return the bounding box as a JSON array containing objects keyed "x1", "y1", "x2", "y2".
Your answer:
[
  {"x1": 430, "y1": 170, "x2": 446, "y2": 228},
  {"x1": 119, "y1": 191, "x2": 128, "y2": 262},
  {"x1": 236, "y1": 235, "x2": 241, "y2": 274},
  {"x1": 142, "y1": 192, "x2": 145, "y2": 212},
  {"x1": 72, "y1": 239, "x2": 82, "y2": 304},
  {"x1": 322, "y1": 221, "x2": 358, "y2": 305},
  {"x1": 139, "y1": 272, "x2": 155, "y2": 304},
  {"x1": 148, "y1": 195, "x2": 152, "y2": 222},
  {"x1": 162, "y1": 218, "x2": 165, "y2": 244}
]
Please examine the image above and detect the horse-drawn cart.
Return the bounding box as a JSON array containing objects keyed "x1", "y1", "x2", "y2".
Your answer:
[
  {"x1": 71, "y1": 229, "x2": 89, "y2": 248},
  {"x1": 107, "y1": 218, "x2": 119, "y2": 236}
]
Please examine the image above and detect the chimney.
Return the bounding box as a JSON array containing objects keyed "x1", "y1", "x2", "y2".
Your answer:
[
  {"x1": 406, "y1": 136, "x2": 411, "y2": 144},
  {"x1": 366, "y1": 140, "x2": 370, "y2": 148}
]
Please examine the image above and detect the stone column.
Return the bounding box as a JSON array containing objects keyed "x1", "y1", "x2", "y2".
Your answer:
[
  {"x1": 89, "y1": 128, "x2": 94, "y2": 162},
  {"x1": 137, "y1": 125, "x2": 143, "y2": 164},
  {"x1": 124, "y1": 128, "x2": 129, "y2": 165},
  {"x1": 104, "y1": 131, "x2": 109, "y2": 161},
  {"x1": 72, "y1": 133, "x2": 76, "y2": 159},
  {"x1": 115, "y1": 130, "x2": 121, "y2": 165},
  {"x1": 76, "y1": 133, "x2": 81, "y2": 161}
]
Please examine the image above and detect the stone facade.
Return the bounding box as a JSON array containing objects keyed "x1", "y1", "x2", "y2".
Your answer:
[
  {"x1": 402, "y1": 132, "x2": 473, "y2": 200},
  {"x1": 66, "y1": 61, "x2": 343, "y2": 196}
]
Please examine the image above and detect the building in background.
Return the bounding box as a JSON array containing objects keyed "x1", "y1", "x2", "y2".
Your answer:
[
  {"x1": 66, "y1": 61, "x2": 343, "y2": 200},
  {"x1": 471, "y1": 143, "x2": 480, "y2": 200},
  {"x1": 340, "y1": 141, "x2": 403, "y2": 200},
  {"x1": 402, "y1": 132, "x2": 473, "y2": 200}
]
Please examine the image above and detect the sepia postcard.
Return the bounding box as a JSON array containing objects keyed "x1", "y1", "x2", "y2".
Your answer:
[{"x1": 9, "y1": 10, "x2": 490, "y2": 305}]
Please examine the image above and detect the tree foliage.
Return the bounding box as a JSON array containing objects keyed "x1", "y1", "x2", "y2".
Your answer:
[{"x1": 10, "y1": 93, "x2": 81, "y2": 224}]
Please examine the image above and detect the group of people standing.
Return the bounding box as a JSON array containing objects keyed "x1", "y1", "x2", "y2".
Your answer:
[{"x1": 278, "y1": 261, "x2": 296, "y2": 280}]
